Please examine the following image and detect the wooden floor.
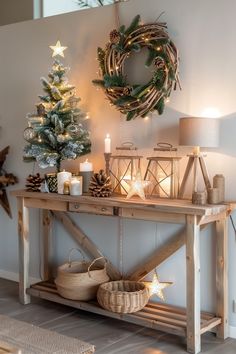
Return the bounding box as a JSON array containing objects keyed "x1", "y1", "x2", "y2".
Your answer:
[{"x1": 0, "y1": 278, "x2": 236, "y2": 354}]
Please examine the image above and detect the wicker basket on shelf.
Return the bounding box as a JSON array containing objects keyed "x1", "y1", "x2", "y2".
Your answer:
[
  {"x1": 97, "y1": 280, "x2": 149, "y2": 313},
  {"x1": 55, "y1": 249, "x2": 109, "y2": 301}
]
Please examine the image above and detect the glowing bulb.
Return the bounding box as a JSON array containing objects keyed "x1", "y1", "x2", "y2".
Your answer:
[
  {"x1": 165, "y1": 98, "x2": 170, "y2": 103},
  {"x1": 38, "y1": 135, "x2": 42, "y2": 142},
  {"x1": 128, "y1": 41, "x2": 131, "y2": 45},
  {"x1": 156, "y1": 46, "x2": 161, "y2": 51},
  {"x1": 144, "y1": 116, "x2": 149, "y2": 121},
  {"x1": 201, "y1": 107, "x2": 221, "y2": 118}
]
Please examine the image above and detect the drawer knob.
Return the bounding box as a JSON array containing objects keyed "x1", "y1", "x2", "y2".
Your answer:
[
  {"x1": 74, "y1": 204, "x2": 80, "y2": 209},
  {"x1": 101, "y1": 207, "x2": 107, "y2": 212}
]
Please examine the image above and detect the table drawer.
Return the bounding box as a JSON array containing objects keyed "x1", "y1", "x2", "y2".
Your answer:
[{"x1": 69, "y1": 202, "x2": 114, "y2": 216}]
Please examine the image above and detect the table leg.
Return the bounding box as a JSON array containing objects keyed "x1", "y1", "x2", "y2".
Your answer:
[
  {"x1": 41, "y1": 209, "x2": 52, "y2": 280},
  {"x1": 186, "y1": 215, "x2": 201, "y2": 354},
  {"x1": 17, "y1": 197, "x2": 30, "y2": 304},
  {"x1": 216, "y1": 217, "x2": 228, "y2": 339}
]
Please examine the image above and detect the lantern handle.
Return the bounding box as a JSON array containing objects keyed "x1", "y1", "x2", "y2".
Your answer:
[
  {"x1": 155, "y1": 142, "x2": 177, "y2": 152},
  {"x1": 116, "y1": 141, "x2": 137, "y2": 151}
]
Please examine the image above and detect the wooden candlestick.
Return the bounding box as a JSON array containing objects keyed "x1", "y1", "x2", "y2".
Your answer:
[{"x1": 104, "y1": 153, "x2": 111, "y2": 176}]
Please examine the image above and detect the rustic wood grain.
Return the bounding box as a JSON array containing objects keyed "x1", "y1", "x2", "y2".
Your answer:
[
  {"x1": 216, "y1": 217, "x2": 228, "y2": 339},
  {"x1": 186, "y1": 215, "x2": 201, "y2": 354},
  {"x1": 16, "y1": 197, "x2": 30, "y2": 305}
]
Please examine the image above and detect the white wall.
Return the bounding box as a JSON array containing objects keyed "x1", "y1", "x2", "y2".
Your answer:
[
  {"x1": 0, "y1": 0, "x2": 236, "y2": 326},
  {"x1": 0, "y1": 0, "x2": 34, "y2": 26}
]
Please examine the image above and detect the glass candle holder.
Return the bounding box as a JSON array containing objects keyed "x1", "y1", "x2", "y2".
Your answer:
[{"x1": 70, "y1": 176, "x2": 83, "y2": 196}]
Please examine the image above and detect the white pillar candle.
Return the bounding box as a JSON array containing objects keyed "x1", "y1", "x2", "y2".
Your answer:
[
  {"x1": 104, "y1": 134, "x2": 111, "y2": 153},
  {"x1": 70, "y1": 177, "x2": 82, "y2": 196},
  {"x1": 57, "y1": 170, "x2": 72, "y2": 194},
  {"x1": 80, "y1": 159, "x2": 93, "y2": 172}
]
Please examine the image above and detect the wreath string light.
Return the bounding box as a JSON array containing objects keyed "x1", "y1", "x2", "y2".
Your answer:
[{"x1": 93, "y1": 15, "x2": 180, "y2": 121}]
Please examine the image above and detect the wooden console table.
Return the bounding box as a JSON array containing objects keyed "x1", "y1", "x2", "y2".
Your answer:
[{"x1": 11, "y1": 190, "x2": 236, "y2": 354}]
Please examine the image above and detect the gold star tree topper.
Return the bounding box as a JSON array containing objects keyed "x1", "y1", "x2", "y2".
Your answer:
[
  {"x1": 50, "y1": 41, "x2": 67, "y2": 58},
  {"x1": 126, "y1": 169, "x2": 149, "y2": 201},
  {"x1": 145, "y1": 271, "x2": 172, "y2": 301}
]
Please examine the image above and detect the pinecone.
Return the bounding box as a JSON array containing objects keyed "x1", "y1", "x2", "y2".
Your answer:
[
  {"x1": 154, "y1": 57, "x2": 165, "y2": 69},
  {"x1": 25, "y1": 173, "x2": 44, "y2": 192},
  {"x1": 110, "y1": 29, "x2": 121, "y2": 45},
  {"x1": 123, "y1": 86, "x2": 132, "y2": 96},
  {"x1": 89, "y1": 170, "x2": 112, "y2": 197},
  {"x1": 36, "y1": 103, "x2": 46, "y2": 116}
]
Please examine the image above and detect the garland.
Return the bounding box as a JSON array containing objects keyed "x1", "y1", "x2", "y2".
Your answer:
[{"x1": 93, "y1": 15, "x2": 180, "y2": 121}]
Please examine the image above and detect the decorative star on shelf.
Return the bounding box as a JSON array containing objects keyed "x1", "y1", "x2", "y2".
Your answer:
[
  {"x1": 126, "y1": 169, "x2": 149, "y2": 201},
  {"x1": 0, "y1": 146, "x2": 18, "y2": 218},
  {"x1": 50, "y1": 40, "x2": 67, "y2": 58},
  {"x1": 145, "y1": 271, "x2": 173, "y2": 301}
]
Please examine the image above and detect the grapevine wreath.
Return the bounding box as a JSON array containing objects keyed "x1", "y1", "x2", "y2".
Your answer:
[{"x1": 93, "y1": 15, "x2": 180, "y2": 121}]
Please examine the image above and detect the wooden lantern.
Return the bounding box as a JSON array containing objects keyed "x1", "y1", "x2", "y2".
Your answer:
[
  {"x1": 144, "y1": 143, "x2": 181, "y2": 199},
  {"x1": 105, "y1": 143, "x2": 143, "y2": 195}
]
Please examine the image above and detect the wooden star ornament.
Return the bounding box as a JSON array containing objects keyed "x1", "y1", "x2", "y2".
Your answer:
[
  {"x1": 0, "y1": 146, "x2": 18, "y2": 218},
  {"x1": 126, "y1": 169, "x2": 149, "y2": 200},
  {"x1": 50, "y1": 40, "x2": 67, "y2": 58}
]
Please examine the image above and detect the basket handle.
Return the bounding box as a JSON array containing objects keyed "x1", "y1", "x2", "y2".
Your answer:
[
  {"x1": 68, "y1": 248, "x2": 85, "y2": 268},
  {"x1": 88, "y1": 256, "x2": 107, "y2": 278}
]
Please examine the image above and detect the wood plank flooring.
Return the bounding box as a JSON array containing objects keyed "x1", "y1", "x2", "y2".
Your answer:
[{"x1": 0, "y1": 278, "x2": 236, "y2": 354}]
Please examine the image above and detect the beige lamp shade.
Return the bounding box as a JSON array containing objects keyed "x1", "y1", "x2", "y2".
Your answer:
[{"x1": 179, "y1": 117, "x2": 219, "y2": 147}]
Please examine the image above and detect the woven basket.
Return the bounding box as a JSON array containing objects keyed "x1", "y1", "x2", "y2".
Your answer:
[
  {"x1": 55, "y1": 249, "x2": 109, "y2": 301},
  {"x1": 97, "y1": 280, "x2": 149, "y2": 313}
]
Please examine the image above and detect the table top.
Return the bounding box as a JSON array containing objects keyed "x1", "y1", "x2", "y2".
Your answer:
[{"x1": 11, "y1": 189, "x2": 236, "y2": 216}]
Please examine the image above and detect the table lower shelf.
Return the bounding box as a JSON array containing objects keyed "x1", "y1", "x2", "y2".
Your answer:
[{"x1": 27, "y1": 281, "x2": 221, "y2": 337}]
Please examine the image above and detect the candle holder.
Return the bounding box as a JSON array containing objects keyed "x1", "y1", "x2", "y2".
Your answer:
[
  {"x1": 79, "y1": 159, "x2": 93, "y2": 193},
  {"x1": 79, "y1": 171, "x2": 93, "y2": 193},
  {"x1": 105, "y1": 142, "x2": 143, "y2": 195},
  {"x1": 57, "y1": 171, "x2": 72, "y2": 195},
  {"x1": 144, "y1": 143, "x2": 181, "y2": 199},
  {"x1": 70, "y1": 176, "x2": 83, "y2": 196},
  {"x1": 104, "y1": 153, "x2": 112, "y2": 176}
]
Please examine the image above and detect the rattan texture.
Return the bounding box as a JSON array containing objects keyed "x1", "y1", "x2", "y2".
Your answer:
[{"x1": 97, "y1": 280, "x2": 149, "y2": 313}]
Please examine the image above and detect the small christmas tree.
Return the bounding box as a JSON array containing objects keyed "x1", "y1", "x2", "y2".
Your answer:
[{"x1": 23, "y1": 59, "x2": 91, "y2": 172}]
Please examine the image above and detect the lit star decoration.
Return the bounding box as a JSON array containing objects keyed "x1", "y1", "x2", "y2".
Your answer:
[
  {"x1": 145, "y1": 270, "x2": 172, "y2": 301},
  {"x1": 50, "y1": 41, "x2": 67, "y2": 58},
  {"x1": 126, "y1": 169, "x2": 149, "y2": 201}
]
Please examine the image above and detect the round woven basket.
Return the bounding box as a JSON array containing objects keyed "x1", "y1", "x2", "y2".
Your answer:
[
  {"x1": 55, "y1": 249, "x2": 109, "y2": 301},
  {"x1": 97, "y1": 280, "x2": 149, "y2": 313}
]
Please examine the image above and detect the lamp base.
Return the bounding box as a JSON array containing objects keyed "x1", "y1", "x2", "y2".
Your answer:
[{"x1": 178, "y1": 155, "x2": 211, "y2": 198}]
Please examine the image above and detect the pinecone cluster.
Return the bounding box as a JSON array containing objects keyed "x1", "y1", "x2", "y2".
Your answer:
[
  {"x1": 89, "y1": 170, "x2": 112, "y2": 198},
  {"x1": 25, "y1": 173, "x2": 44, "y2": 192},
  {"x1": 110, "y1": 29, "x2": 121, "y2": 45}
]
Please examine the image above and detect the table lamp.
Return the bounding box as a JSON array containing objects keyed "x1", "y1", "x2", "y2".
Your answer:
[{"x1": 178, "y1": 117, "x2": 219, "y2": 198}]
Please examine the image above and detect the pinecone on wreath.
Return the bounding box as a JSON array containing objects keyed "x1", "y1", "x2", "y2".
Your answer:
[
  {"x1": 89, "y1": 170, "x2": 112, "y2": 197},
  {"x1": 25, "y1": 173, "x2": 44, "y2": 192},
  {"x1": 110, "y1": 29, "x2": 121, "y2": 45},
  {"x1": 123, "y1": 86, "x2": 132, "y2": 96}
]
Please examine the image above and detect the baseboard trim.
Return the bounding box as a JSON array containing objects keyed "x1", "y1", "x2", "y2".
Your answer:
[
  {"x1": 229, "y1": 325, "x2": 236, "y2": 339},
  {"x1": 0, "y1": 269, "x2": 40, "y2": 284}
]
